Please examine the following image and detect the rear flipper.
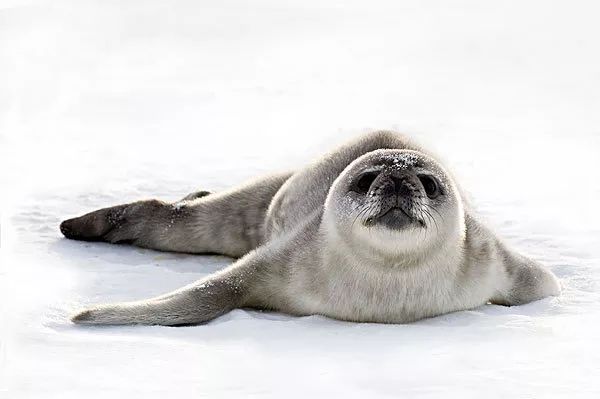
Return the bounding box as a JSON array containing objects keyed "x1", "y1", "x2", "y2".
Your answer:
[
  {"x1": 71, "y1": 248, "x2": 275, "y2": 326},
  {"x1": 60, "y1": 172, "x2": 291, "y2": 257}
]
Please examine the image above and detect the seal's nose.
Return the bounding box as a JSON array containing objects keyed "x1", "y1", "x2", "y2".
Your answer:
[{"x1": 390, "y1": 176, "x2": 413, "y2": 197}]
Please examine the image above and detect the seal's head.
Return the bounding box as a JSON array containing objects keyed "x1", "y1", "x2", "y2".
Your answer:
[{"x1": 324, "y1": 149, "x2": 465, "y2": 257}]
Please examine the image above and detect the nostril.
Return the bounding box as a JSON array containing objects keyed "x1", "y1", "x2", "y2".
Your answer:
[
  {"x1": 418, "y1": 175, "x2": 440, "y2": 199},
  {"x1": 353, "y1": 171, "x2": 380, "y2": 194}
]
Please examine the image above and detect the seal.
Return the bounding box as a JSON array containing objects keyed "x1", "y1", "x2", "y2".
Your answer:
[{"x1": 61, "y1": 131, "x2": 560, "y2": 325}]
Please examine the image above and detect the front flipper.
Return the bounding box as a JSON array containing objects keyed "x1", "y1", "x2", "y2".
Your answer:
[
  {"x1": 491, "y1": 243, "x2": 561, "y2": 306},
  {"x1": 71, "y1": 247, "x2": 276, "y2": 326}
]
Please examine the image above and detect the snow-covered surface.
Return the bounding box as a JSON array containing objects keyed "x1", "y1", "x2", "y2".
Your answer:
[{"x1": 2, "y1": 0, "x2": 600, "y2": 397}]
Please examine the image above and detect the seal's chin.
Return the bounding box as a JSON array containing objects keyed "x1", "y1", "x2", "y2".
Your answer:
[{"x1": 370, "y1": 207, "x2": 422, "y2": 231}]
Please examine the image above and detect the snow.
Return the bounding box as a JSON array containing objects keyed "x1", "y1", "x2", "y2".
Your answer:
[{"x1": 2, "y1": 0, "x2": 600, "y2": 397}]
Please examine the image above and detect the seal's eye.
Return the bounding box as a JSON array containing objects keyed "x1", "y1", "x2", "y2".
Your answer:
[
  {"x1": 353, "y1": 172, "x2": 379, "y2": 194},
  {"x1": 418, "y1": 175, "x2": 440, "y2": 199}
]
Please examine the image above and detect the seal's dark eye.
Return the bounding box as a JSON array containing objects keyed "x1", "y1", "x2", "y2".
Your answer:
[
  {"x1": 353, "y1": 172, "x2": 379, "y2": 194},
  {"x1": 418, "y1": 175, "x2": 440, "y2": 199}
]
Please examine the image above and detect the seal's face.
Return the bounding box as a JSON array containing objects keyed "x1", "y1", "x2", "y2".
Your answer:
[{"x1": 325, "y1": 149, "x2": 464, "y2": 257}]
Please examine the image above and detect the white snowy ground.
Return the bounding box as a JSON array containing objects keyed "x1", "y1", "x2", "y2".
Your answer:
[{"x1": 1, "y1": 0, "x2": 600, "y2": 397}]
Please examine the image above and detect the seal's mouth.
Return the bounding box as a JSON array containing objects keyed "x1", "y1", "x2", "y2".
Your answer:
[
  {"x1": 366, "y1": 206, "x2": 425, "y2": 230},
  {"x1": 380, "y1": 206, "x2": 411, "y2": 218}
]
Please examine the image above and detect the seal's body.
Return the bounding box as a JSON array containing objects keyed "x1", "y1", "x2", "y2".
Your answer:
[{"x1": 61, "y1": 131, "x2": 560, "y2": 325}]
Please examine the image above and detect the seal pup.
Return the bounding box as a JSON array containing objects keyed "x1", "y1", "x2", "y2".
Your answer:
[{"x1": 60, "y1": 131, "x2": 560, "y2": 325}]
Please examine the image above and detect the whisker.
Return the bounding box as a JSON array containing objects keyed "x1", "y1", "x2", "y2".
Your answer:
[{"x1": 420, "y1": 206, "x2": 439, "y2": 236}]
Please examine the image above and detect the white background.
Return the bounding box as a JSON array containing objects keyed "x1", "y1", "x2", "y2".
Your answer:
[{"x1": 1, "y1": 0, "x2": 599, "y2": 397}]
